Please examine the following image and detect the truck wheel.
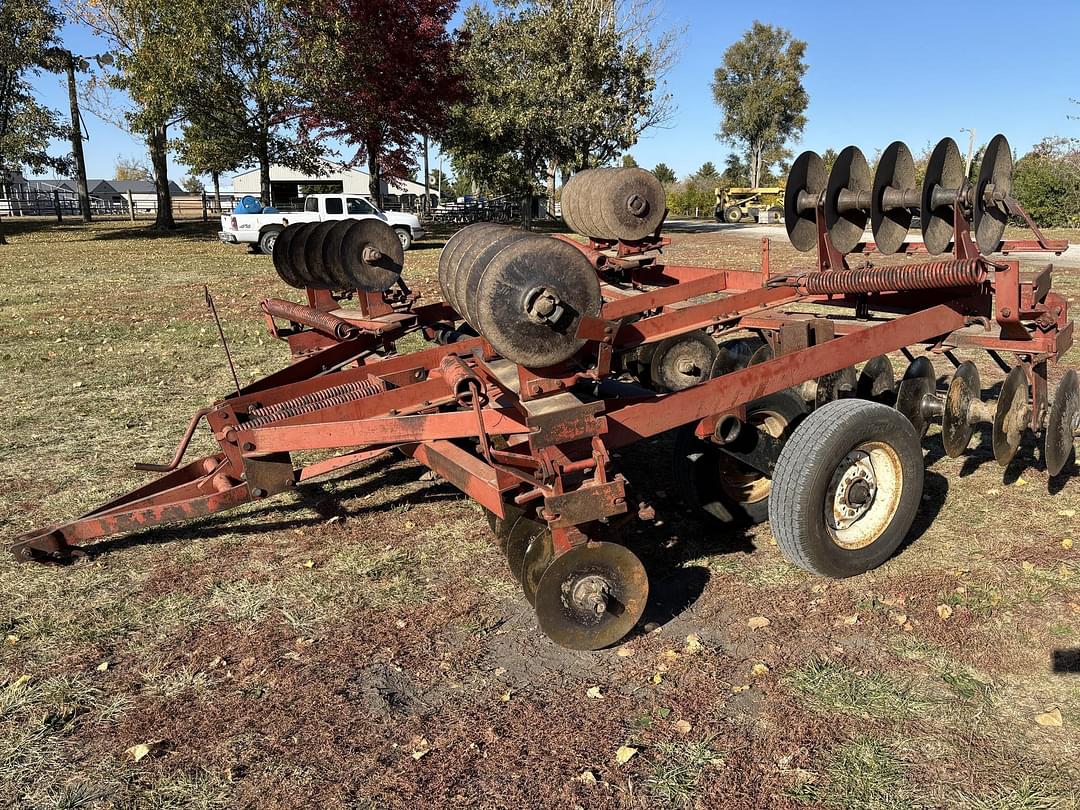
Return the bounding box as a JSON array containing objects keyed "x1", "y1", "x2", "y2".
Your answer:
[
  {"x1": 394, "y1": 227, "x2": 413, "y2": 251},
  {"x1": 258, "y1": 227, "x2": 282, "y2": 255},
  {"x1": 724, "y1": 206, "x2": 742, "y2": 224},
  {"x1": 769, "y1": 399, "x2": 924, "y2": 578}
]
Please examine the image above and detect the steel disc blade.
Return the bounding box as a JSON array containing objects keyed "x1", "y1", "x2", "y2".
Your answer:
[
  {"x1": 648, "y1": 330, "x2": 719, "y2": 392},
  {"x1": 288, "y1": 222, "x2": 320, "y2": 288},
  {"x1": 560, "y1": 171, "x2": 583, "y2": 236},
  {"x1": 921, "y1": 138, "x2": 964, "y2": 255},
  {"x1": 437, "y1": 224, "x2": 480, "y2": 314},
  {"x1": 521, "y1": 530, "x2": 555, "y2": 605},
  {"x1": 824, "y1": 146, "x2": 871, "y2": 254},
  {"x1": 785, "y1": 151, "x2": 826, "y2": 252},
  {"x1": 993, "y1": 366, "x2": 1029, "y2": 466},
  {"x1": 304, "y1": 220, "x2": 339, "y2": 288},
  {"x1": 871, "y1": 141, "x2": 916, "y2": 254},
  {"x1": 815, "y1": 366, "x2": 857, "y2": 408},
  {"x1": 534, "y1": 542, "x2": 648, "y2": 651},
  {"x1": 747, "y1": 343, "x2": 773, "y2": 366},
  {"x1": 504, "y1": 514, "x2": 546, "y2": 584},
  {"x1": 338, "y1": 219, "x2": 404, "y2": 292},
  {"x1": 895, "y1": 356, "x2": 937, "y2": 437},
  {"x1": 474, "y1": 235, "x2": 601, "y2": 368},
  {"x1": 487, "y1": 502, "x2": 525, "y2": 555},
  {"x1": 942, "y1": 361, "x2": 981, "y2": 458},
  {"x1": 272, "y1": 223, "x2": 303, "y2": 288},
  {"x1": 1046, "y1": 369, "x2": 1080, "y2": 476},
  {"x1": 596, "y1": 168, "x2": 666, "y2": 241},
  {"x1": 459, "y1": 226, "x2": 529, "y2": 329},
  {"x1": 974, "y1": 134, "x2": 1013, "y2": 254},
  {"x1": 857, "y1": 355, "x2": 896, "y2": 405},
  {"x1": 321, "y1": 220, "x2": 358, "y2": 290}
]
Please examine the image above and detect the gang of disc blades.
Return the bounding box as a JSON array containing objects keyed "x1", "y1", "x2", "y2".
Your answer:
[{"x1": 871, "y1": 141, "x2": 916, "y2": 254}]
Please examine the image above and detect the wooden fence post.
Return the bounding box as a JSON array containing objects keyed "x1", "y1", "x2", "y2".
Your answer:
[
  {"x1": 202, "y1": 191, "x2": 208, "y2": 221},
  {"x1": 127, "y1": 190, "x2": 135, "y2": 221},
  {"x1": 53, "y1": 190, "x2": 63, "y2": 223}
]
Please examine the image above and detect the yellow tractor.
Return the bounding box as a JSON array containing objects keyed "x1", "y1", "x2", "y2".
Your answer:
[{"x1": 714, "y1": 186, "x2": 785, "y2": 224}]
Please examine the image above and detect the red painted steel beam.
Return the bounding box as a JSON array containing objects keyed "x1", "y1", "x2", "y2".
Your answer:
[
  {"x1": 602, "y1": 273, "x2": 731, "y2": 320},
  {"x1": 405, "y1": 440, "x2": 506, "y2": 516},
  {"x1": 606, "y1": 303, "x2": 967, "y2": 446},
  {"x1": 236, "y1": 408, "x2": 531, "y2": 454}
]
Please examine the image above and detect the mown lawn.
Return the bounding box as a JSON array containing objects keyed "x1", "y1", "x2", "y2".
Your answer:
[{"x1": 0, "y1": 217, "x2": 1078, "y2": 809}]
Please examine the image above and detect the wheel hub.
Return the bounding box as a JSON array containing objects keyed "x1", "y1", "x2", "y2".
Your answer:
[
  {"x1": 567, "y1": 574, "x2": 611, "y2": 615},
  {"x1": 830, "y1": 451, "x2": 878, "y2": 529}
]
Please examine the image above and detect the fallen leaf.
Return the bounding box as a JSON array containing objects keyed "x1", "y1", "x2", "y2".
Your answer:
[
  {"x1": 651, "y1": 672, "x2": 664, "y2": 685},
  {"x1": 836, "y1": 614, "x2": 859, "y2": 626},
  {"x1": 1063, "y1": 538, "x2": 1074, "y2": 550},
  {"x1": 4, "y1": 634, "x2": 18, "y2": 646},
  {"x1": 747, "y1": 616, "x2": 771, "y2": 630},
  {"x1": 1059, "y1": 509, "x2": 1076, "y2": 518},
  {"x1": 500, "y1": 689, "x2": 513, "y2": 702},
  {"x1": 302, "y1": 559, "x2": 315, "y2": 568},
  {"x1": 889, "y1": 611, "x2": 908, "y2": 626},
  {"x1": 586, "y1": 686, "x2": 604, "y2": 700},
  {"x1": 684, "y1": 634, "x2": 702, "y2": 653},
  {"x1": 986, "y1": 488, "x2": 1000, "y2": 496},
  {"x1": 662, "y1": 649, "x2": 679, "y2": 662},
  {"x1": 404, "y1": 521, "x2": 414, "y2": 530},
  {"x1": 96, "y1": 661, "x2": 110, "y2": 671},
  {"x1": 751, "y1": 663, "x2": 770, "y2": 677},
  {"x1": 9, "y1": 675, "x2": 30, "y2": 691},
  {"x1": 732, "y1": 684, "x2": 750, "y2": 693},
  {"x1": 412, "y1": 748, "x2": 430, "y2": 760},
  {"x1": 127, "y1": 743, "x2": 152, "y2": 763},
  {"x1": 616, "y1": 645, "x2": 634, "y2": 658},
  {"x1": 936, "y1": 604, "x2": 953, "y2": 620},
  {"x1": 578, "y1": 770, "x2": 597, "y2": 784},
  {"x1": 673, "y1": 719, "x2": 692, "y2": 735},
  {"x1": 615, "y1": 745, "x2": 638, "y2": 764},
  {"x1": 1034, "y1": 707, "x2": 1063, "y2": 727},
  {"x1": 1014, "y1": 477, "x2": 1028, "y2": 487}
]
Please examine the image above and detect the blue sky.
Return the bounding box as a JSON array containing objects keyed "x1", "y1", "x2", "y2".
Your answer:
[{"x1": 29, "y1": 0, "x2": 1080, "y2": 186}]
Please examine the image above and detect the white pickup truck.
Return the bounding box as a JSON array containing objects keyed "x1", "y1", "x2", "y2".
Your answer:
[{"x1": 218, "y1": 193, "x2": 425, "y2": 254}]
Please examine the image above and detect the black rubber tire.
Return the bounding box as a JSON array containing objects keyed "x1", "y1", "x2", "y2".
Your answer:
[
  {"x1": 258, "y1": 226, "x2": 282, "y2": 255},
  {"x1": 394, "y1": 227, "x2": 413, "y2": 251},
  {"x1": 769, "y1": 399, "x2": 924, "y2": 578},
  {"x1": 674, "y1": 389, "x2": 806, "y2": 525},
  {"x1": 724, "y1": 206, "x2": 743, "y2": 224}
]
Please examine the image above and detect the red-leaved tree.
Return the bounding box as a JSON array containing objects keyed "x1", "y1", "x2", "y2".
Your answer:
[{"x1": 288, "y1": 0, "x2": 464, "y2": 207}]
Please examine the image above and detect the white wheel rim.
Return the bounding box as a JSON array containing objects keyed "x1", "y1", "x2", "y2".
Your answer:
[
  {"x1": 398, "y1": 231, "x2": 408, "y2": 247},
  {"x1": 824, "y1": 441, "x2": 903, "y2": 550}
]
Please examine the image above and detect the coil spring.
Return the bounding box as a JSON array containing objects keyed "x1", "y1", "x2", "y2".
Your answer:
[
  {"x1": 245, "y1": 377, "x2": 388, "y2": 428},
  {"x1": 795, "y1": 259, "x2": 986, "y2": 295},
  {"x1": 263, "y1": 298, "x2": 357, "y2": 340}
]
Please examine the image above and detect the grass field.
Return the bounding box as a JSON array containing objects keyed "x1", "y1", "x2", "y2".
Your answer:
[{"x1": 1, "y1": 217, "x2": 1079, "y2": 809}]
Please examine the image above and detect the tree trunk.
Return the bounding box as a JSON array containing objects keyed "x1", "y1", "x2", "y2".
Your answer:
[
  {"x1": 212, "y1": 171, "x2": 221, "y2": 212},
  {"x1": 366, "y1": 146, "x2": 383, "y2": 209},
  {"x1": 148, "y1": 126, "x2": 175, "y2": 230},
  {"x1": 749, "y1": 141, "x2": 764, "y2": 189},
  {"x1": 546, "y1": 161, "x2": 557, "y2": 218},
  {"x1": 258, "y1": 138, "x2": 271, "y2": 206}
]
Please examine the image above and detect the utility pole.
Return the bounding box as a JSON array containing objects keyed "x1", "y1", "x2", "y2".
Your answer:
[
  {"x1": 422, "y1": 134, "x2": 431, "y2": 215},
  {"x1": 64, "y1": 51, "x2": 91, "y2": 222},
  {"x1": 960, "y1": 127, "x2": 977, "y2": 180}
]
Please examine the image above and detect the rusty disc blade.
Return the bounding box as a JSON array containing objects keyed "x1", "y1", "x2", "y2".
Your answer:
[
  {"x1": 321, "y1": 220, "x2": 358, "y2": 290},
  {"x1": 576, "y1": 168, "x2": 612, "y2": 240},
  {"x1": 895, "y1": 356, "x2": 937, "y2": 437},
  {"x1": 785, "y1": 150, "x2": 826, "y2": 252},
  {"x1": 921, "y1": 137, "x2": 964, "y2": 255},
  {"x1": 521, "y1": 529, "x2": 555, "y2": 605},
  {"x1": 871, "y1": 141, "x2": 916, "y2": 254},
  {"x1": 942, "y1": 361, "x2": 981, "y2": 458},
  {"x1": 596, "y1": 168, "x2": 666, "y2": 241},
  {"x1": 974, "y1": 134, "x2": 1013, "y2": 254},
  {"x1": 338, "y1": 219, "x2": 404, "y2": 292},
  {"x1": 504, "y1": 514, "x2": 546, "y2": 585},
  {"x1": 857, "y1": 355, "x2": 896, "y2": 405},
  {"x1": 534, "y1": 541, "x2": 648, "y2": 651},
  {"x1": 440, "y1": 222, "x2": 514, "y2": 321},
  {"x1": 993, "y1": 366, "x2": 1029, "y2": 466},
  {"x1": 1046, "y1": 369, "x2": 1080, "y2": 476},
  {"x1": 473, "y1": 235, "x2": 601, "y2": 368},
  {"x1": 648, "y1": 330, "x2": 719, "y2": 392},
  {"x1": 814, "y1": 366, "x2": 857, "y2": 409},
  {"x1": 824, "y1": 145, "x2": 871, "y2": 255},
  {"x1": 560, "y1": 171, "x2": 586, "y2": 236},
  {"x1": 457, "y1": 225, "x2": 526, "y2": 329},
  {"x1": 272, "y1": 223, "x2": 304, "y2": 288}
]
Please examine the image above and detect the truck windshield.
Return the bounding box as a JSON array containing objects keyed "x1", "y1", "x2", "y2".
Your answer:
[{"x1": 347, "y1": 197, "x2": 375, "y2": 215}]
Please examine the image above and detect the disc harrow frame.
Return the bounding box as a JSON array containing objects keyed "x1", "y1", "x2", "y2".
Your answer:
[{"x1": 12, "y1": 155, "x2": 1077, "y2": 650}]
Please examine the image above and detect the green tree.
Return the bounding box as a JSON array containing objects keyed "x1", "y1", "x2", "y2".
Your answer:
[
  {"x1": 181, "y1": 173, "x2": 204, "y2": 193},
  {"x1": 1013, "y1": 137, "x2": 1080, "y2": 227},
  {"x1": 0, "y1": 0, "x2": 69, "y2": 244},
  {"x1": 721, "y1": 153, "x2": 750, "y2": 187},
  {"x1": 174, "y1": 115, "x2": 245, "y2": 210},
  {"x1": 444, "y1": 0, "x2": 670, "y2": 227},
  {"x1": 71, "y1": 0, "x2": 207, "y2": 229},
  {"x1": 621, "y1": 153, "x2": 638, "y2": 168},
  {"x1": 820, "y1": 147, "x2": 839, "y2": 175},
  {"x1": 694, "y1": 161, "x2": 719, "y2": 181},
  {"x1": 114, "y1": 155, "x2": 151, "y2": 181},
  {"x1": 711, "y1": 21, "x2": 808, "y2": 188},
  {"x1": 652, "y1": 162, "x2": 675, "y2": 186}
]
